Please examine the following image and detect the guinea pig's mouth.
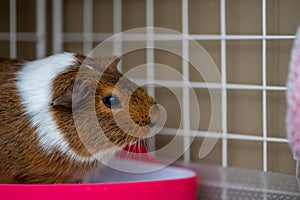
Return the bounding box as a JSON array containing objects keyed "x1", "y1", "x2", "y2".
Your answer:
[
  {"x1": 115, "y1": 112, "x2": 161, "y2": 145},
  {"x1": 104, "y1": 104, "x2": 162, "y2": 148},
  {"x1": 109, "y1": 126, "x2": 150, "y2": 148}
]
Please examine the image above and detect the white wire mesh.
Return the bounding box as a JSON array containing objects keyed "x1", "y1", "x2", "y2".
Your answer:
[{"x1": 0, "y1": 0, "x2": 297, "y2": 176}]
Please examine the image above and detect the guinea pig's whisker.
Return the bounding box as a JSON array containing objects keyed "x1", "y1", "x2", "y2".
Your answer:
[
  {"x1": 126, "y1": 143, "x2": 132, "y2": 161},
  {"x1": 143, "y1": 139, "x2": 154, "y2": 152},
  {"x1": 138, "y1": 141, "x2": 142, "y2": 162},
  {"x1": 140, "y1": 139, "x2": 147, "y2": 151}
]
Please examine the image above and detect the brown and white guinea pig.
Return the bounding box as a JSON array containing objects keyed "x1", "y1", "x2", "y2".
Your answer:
[{"x1": 0, "y1": 52, "x2": 159, "y2": 184}]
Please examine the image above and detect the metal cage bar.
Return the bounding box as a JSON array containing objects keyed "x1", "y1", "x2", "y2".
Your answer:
[
  {"x1": 262, "y1": 0, "x2": 268, "y2": 172},
  {"x1": 52, "y1": 0, "x2": 63, "y2": 53},
  {"x1": 9, "y1": 0, "x2": 17, "y2": 58},
  {"x1": 83, "y1": 0, "x2": 93, "y2": 55},
  {"x1": 220, "y1": 0, "x2": 228, "y2": 168},
  {"x1": 182, "y1": 0, "x2": 191, "y2": 163},
  {"x1": 36, "y1": 0, "x2": 46, "y2": 58}
]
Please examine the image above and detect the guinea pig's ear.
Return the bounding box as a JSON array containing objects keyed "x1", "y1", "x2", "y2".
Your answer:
[{"x1": 52, "y1": 85, "x2": 87, "y2": 108}]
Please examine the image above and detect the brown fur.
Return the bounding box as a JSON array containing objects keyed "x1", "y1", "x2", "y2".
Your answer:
[
  {"x1": 0, "y1": 58, "x2": 23, "y2": 85},
  {"x1": 0, "y1": 54, "x2": 157, "y2": 183}
]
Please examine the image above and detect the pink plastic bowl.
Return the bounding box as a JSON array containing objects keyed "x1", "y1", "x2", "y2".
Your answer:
[{"x1": 0, "y1": 160, "x2": 198, "y2": 200}]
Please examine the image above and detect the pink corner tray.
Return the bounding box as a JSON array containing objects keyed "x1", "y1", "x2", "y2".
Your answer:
[{"x1": 0, "y1": 160, "x2": 198, "y2": 200}]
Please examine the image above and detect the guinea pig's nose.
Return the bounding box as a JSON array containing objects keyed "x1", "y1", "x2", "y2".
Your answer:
[{"x1": 149, "y1": 104, "x2": 160, "y2": 128}]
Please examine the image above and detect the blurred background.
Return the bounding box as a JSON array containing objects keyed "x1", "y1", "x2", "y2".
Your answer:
[{"x1": 1, "y1": 0, "x2": 300, "y2": 176}]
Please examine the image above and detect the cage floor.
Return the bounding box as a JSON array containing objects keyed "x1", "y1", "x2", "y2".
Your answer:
[{"x1": 177, "y1": 163, "x2": 300, "y2": 199}]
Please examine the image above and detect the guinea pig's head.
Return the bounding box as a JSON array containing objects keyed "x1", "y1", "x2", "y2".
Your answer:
[{"x1": 51, "y1": 54, "x2": 159, "y2": 158}]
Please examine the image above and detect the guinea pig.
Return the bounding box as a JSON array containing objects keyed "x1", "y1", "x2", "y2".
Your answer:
[{"x1": 0, "y1": 52, "x2": 159, "y2": 183}]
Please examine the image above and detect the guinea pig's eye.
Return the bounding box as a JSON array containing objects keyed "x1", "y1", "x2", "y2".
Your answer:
[{"x1": 102, "y1": 94, "x2": 122, "y2": 109}]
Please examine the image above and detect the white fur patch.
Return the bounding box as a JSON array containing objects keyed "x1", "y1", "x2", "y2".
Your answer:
[{"x1": 15, "y1": 52, "x2": 100, "y2": 162}]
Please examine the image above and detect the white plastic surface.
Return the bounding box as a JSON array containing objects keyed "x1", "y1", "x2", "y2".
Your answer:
[{"x1": 88, "y1": 160, "x2": 196, "y2": 183}]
